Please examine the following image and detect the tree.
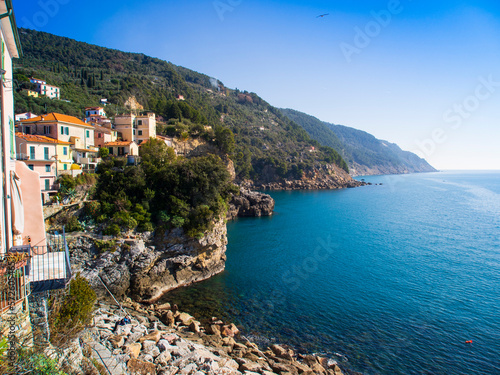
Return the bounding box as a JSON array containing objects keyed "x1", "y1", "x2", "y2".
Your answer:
[
  {"x1": 214, "y1": 125, "x2": 235, "y2": 155},
  {"x1": 98, "y1": 147, "x2": 109, "y2": 158}
]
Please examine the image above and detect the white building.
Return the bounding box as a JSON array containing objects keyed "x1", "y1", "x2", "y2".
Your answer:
[{"x1": 30, "y1": 78, "x2": 60, "y2": 99}]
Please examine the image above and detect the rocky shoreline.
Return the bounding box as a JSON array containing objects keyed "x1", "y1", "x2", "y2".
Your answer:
[
  {"x1": 77, "y1": 298, "x2": 346, "y2": 375},
  {"x1": 242, "y1": 164, "x2": 366, "y2": 191}
]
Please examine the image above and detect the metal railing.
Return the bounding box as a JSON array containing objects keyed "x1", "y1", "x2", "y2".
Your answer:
[
  {"x1": 0, "y1": 246, "x2": 30, "y2": 313},
  {"x1": 29, "y1": 229, "x2": 72, "y2": 294}
]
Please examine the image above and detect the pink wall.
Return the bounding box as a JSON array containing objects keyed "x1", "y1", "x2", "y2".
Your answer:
[{"x1": 15, "y1": 162, "x2": 46, "y2": 248}]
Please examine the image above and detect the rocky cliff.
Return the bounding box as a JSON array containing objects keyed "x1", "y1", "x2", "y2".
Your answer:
[
  {"x1": 70, "y1": 219, "x2": 227, "y2": 304},
  {"x1": 227, "y1": 189, "x2": 275, "y2": 220},
  {"x1": 252, "y1": 163, "x2": 365, "y2": 190}
]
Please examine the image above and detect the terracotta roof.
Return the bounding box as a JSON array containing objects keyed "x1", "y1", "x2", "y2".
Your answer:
[
  {"x1": 20, "y1": 113, "x2": 92, "y2": 128},
  {"x1": 92, "y1": 124, "x2": 112, "y2": 134},
  {"x1": 105, "y1": 141, "x2": 133, "y2": 146},
  {"x1": 15, "y1": 132, "x2": 71, "y2": 145},
  {"x1": 75, "y1": 148, "x2": 99, "y2": 153}
]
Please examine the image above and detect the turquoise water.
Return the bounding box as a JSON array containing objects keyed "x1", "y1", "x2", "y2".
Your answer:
[{"x1": 165, "y1": 171, "x2": 500, "y2": 374}]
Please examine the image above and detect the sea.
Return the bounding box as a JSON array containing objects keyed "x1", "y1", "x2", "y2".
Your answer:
[{"x1": 164, "y1": 171, "x2": 500, "y2": 375}]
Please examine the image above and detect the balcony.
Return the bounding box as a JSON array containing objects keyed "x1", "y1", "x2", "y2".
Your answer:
[
  {"x1": 80, "y1": 157, "x2": 101, "y2": 165},
  {"x1": 0, "y1": 231, "x2": 72, "y2": 306},
  {"x1": 0, "y1": 247, "x2": 30, "y2": 313},
  {"x1": 29, "y1": 232, "x2": 72, "y2": 294}
]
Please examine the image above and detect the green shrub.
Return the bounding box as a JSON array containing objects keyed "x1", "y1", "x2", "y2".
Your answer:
[
  {"x1": 104, "y1": 224, "x2": 120, "y2": 236},
  {"x1": 94, "y1": 240, "x2": 118, "y2": 253},
  {"x1": 138, "y1": 222, "x2": 154, "y2": 232},
  {"x1": 49, "y1": 274, "x2": 96, "y2": 346},
  {"x1": 84, "y1": 201, "x2": 100, "y2": 218},
  {"x1": 65, "y1": 216, "x2": 82, "y2": 232}
]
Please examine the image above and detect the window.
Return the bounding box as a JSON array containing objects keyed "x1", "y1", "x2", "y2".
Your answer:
[
  {"x1": 28, "y1": 164, "x2": 34, "y2": 170},
  {"x1": 133, "y1": 129, "x2": 136, "y2": 135},
  {"x1": 138, "y1": 130, "x2": 143, "y2": 136},
  {"x1": 60, "y1": 126, "x2": 64, "y2": 134},
  {"x1": 98, "y1": 133, "x2": 102, "y2": 138},
  {"x1": 137, "y1": 120, "x2": 143, "y2": 126},
  {"x1": 45, "y1": 165, "x2": 51, "y2": 172},
  {"x1": 25, "y1": 126, "x2": 31, "y2": 134},
  {"x1": 63, "y1": 164, "x2": 67, "y2": 170},
  {"x1": 65, "y1": 127, "x2": 69, "y2": 135},
  {"x1": 108, "y1": 147, "x2": 113, "y2": 155},
  {"x1": 45, "y1": 179, "x2": 50, "y2": 190},
  {"x1": 63, "y1": 147, "x2": 68, "y2": 156},
  {"x1": 86, "y1": 130, "x2": 90, "y2": 138},
  {"x1": 44, "y1": 126, "x2": 50, "y2": 134},
  {"x1": 30, "y1": 146, "x2": 35, "y2": 160},
  {"x1": 44, "y1": 147, "x2": 49, "y2": 160}
]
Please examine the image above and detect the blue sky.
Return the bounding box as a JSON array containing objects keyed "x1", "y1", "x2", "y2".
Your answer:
[{"x1": 15, "y1": 0, "x2": 500, "y2": 170}]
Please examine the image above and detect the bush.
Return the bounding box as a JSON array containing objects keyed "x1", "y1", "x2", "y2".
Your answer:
[
  {"x1": 0, "y1": 350, "x2": 68, "y2": 375},
  {"x1": 104, "y1": 224, "x2": 120, "y2": 236},
  {"x1": 49, "y1": 274, "x2": 96, "y2": 346},
  {"x1": 65, "y1": 216, "x2": 82, "y2": 232},
  {"x1": 94, "y1": 240, "x2": 118, "y2": 253}
]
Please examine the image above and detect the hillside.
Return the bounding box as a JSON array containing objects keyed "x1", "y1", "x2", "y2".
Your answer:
[
  {"x1": 281, "y1": 108, "x2": 436, "y2": 176},
  {"x1": 15, "y1": 29, "x2": 353, "y2": 187}
]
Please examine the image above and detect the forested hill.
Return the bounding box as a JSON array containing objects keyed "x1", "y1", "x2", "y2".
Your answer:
[
  {"x1": 281, "y1": 108, "x2": 437, "y2": 176},
  {"x1": 15, "y1": 28, "x2": 350, "y2": 183}
]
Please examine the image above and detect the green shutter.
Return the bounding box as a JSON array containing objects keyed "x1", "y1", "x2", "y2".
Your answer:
[
  {"x1": 1, "y1": 40, "x2": 4, "y2": 70},
  {"x1": 9, "y1": 118, "x2": 15, "y2": 159}
]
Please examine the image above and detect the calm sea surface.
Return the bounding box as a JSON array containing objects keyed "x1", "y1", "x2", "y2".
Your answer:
[{"x1": 165, "y1": 171, "x2": 500, "y2": 374}]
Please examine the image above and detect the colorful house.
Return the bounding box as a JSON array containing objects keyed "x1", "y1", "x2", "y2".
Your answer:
[
  {"x1": 15, "y1": 112, "x2": 38, "y2": 121},
  {"x1": 29, "y1": 78, "x2": 60, "y2": 99},
  {"x1": 19, "y1": 112, "x2": 95, "y2": 148},
  {"x1": 114, "y1": 112, "x2": 156, "y2": 145},
  {"x1": 14, "y1": 133, "x2": 65, "y2": 204},
  {"x1": 85, "y1": 106, "x2": 106, "y2": 122},
  {"x1": 105, "y1": 140, "x2": 139, "y2": 157},
  {"x1": 93, "y1": 124, "x2": 117, "y2": 148}
]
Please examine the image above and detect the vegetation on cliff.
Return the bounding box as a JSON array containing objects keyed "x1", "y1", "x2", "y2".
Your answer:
[
  {"x1": 15, "y1": 29, "x2": 349, "y2": 182},
  {"x1": 93, "y1": 139, "x2": 237, "y2": 238}
]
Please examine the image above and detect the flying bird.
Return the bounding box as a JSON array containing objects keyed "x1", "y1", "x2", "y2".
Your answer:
[{"x1": 316, "y1": 13, "x2": 329, "y2": 18}]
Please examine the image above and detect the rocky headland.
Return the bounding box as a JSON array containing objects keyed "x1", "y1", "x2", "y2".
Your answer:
[
  {"x1": 247, "y1": 164, "x2": 365, "y2": 191},
  {"x1": 71, "y1": 219, "x2": 227, "y2": 304}
]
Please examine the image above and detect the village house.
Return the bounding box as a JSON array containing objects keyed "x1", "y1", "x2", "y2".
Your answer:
[
  {"x1": 14, "y1": 133, "x2": 63, "y2": 204},
  {"x1": 19, "y1": 112, "x2": 98, "y2": 172},
  {"x1": 93, "y1": 123, "x2": 117, "y2": 147},
  {"x1": 114, "y1": 112, "x2": 156, "y2": 144},
  {"x1": 15, "y1": 111, "x2": 38, "y2": 121},
  {"x1": 84, "y1": 106, "x2": 106, "y2": 122},
  {"x1": 29, "y1": 78, "x2": 60, "y2": 99},
  {"x1": 105, "y1": 140, "x2": 139, "y2": 157},
  {"x1": 20, "y1": 88, "x2": 38, "y2": 97}
]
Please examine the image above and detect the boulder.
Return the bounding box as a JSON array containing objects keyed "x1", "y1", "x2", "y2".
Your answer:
[
  {"x1": 189, "y1": 321, "x2": 201, "y2": 333},
  {"x1": 155, "y1": 350, "x2": 172, "y2": 367},
  {"x1": 108, "y1": 334, "x2": 125, "y2": 349},
  {"x1": 228, "y1": 189, "x2": 275, "y2": 219},
  {"x1": 127, "y1": 358, "x2": 156, "y2": 375},
  {"x1": 124, "y1": 343, "x2": 142, "y2": 359},
  {"x1": 140, "y1": 330, "x2": 162, "y2": 343}
]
